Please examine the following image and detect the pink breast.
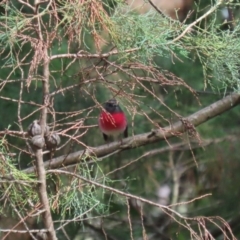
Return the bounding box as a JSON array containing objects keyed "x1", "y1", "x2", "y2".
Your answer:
[{"x1": 99, "y1": 112, "x2": 127, "y2": 131}]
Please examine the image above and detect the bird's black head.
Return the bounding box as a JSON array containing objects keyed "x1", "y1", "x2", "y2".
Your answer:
[{"x1": 104, "y1": 99, "x2": 122, "y2": 113}]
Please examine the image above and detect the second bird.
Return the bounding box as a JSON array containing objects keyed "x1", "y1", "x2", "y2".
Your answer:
[{"x1": 98, "y1": 99, "x2": 128, "y2": 142}]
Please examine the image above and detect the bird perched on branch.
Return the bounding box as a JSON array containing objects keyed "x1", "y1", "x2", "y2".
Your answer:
[{"x1": 98, "y1": 99, "x2": 128, "y2": 142}]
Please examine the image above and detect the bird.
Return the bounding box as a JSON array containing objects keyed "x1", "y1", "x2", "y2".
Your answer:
[{"x1": 98, "y1": 99, "x2": 128, "y2": 142}]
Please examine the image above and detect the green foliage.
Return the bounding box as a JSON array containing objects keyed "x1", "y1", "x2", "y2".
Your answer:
[
  {"x1": 0, "y1": 139, "x2": 38, "y2": 215},
  {"x1": 188, "y1": 24, "x2": 240, "y2": 91},
  {"x1": 0, "y1": 4, "x2": 26, "y2": 47},
  {"x1": 111, "y1": 7, "x2": 188, "y2": 63}
]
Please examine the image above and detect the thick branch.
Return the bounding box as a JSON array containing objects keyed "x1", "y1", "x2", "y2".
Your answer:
[
  {"x1": 24, "y1": 93, "x2": 240, "y2": 174},
  {"x1": 33, "y1": 8, "x2": 57, "y2": 237}
]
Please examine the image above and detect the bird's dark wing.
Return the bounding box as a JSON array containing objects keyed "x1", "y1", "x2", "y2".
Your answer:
[
  {"x1": 124, "y1": 125, "x2": 128, "y2": 138},
  {"x1": 103, "y1": 133, "x2": 108, "y2": 142}
]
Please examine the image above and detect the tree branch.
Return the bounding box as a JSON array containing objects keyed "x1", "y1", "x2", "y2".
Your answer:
[
  {"x1": 211, "y1": 214, "x2": 240, "y2": 239},
  {"x1": 49, "y1": 48, "x2": 140, "y2": 60},
  {"x1": 34, "y1": 50, "x2": 57, "y2": 240},
  {"x1": 23, "y1": 93, "x2": 240, "y2": 174},
  {"x1": 33, "y1": 4, "x2": 57, "y2": 239}
]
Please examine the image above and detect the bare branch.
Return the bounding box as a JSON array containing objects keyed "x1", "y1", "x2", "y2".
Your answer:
[
  {"x1": 0, "y1": 229, "x2": 48, "y2": 233},
  {"x1": 49, "y1": 48, "x2": 140, "y2": 60},
  {"x1": 34, "y1": 58, "x2": 57, "y2": 239},
  {"x1": 17, "y1": 0, "x2": 35, "y2": 11},
  {"x1": 32, "y1": 3, "x2": 57, "y2": 239}
]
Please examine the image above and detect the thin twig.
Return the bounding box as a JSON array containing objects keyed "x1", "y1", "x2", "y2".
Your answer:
[{"x1": 49, "y1": 48, "x2": 140, "y2": 60}]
